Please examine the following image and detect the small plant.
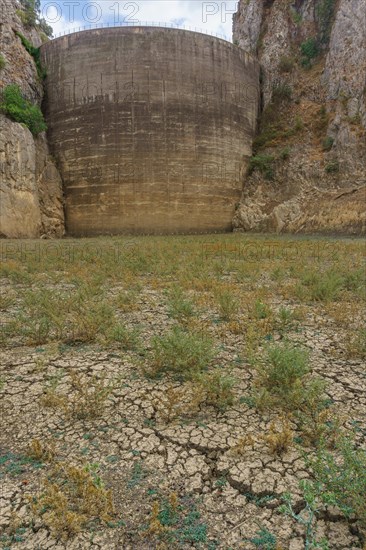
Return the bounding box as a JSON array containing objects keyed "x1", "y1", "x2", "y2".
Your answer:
[
  {"x1": 0, "y1": 54, "x2": 6, "y2": 70},
  {"x1": 264, "y1": 417, "x2": 293, "y2": 456},
  {"x1": 280, "y1": 481, "x2": 330, "y2": 550},
  {"x1": 148, "y1": 494, "x2": 207, "y2": 545},
  {"x1": 196, "y1": 370, "x2": 235, "y2": 412},
  {"x1": 15, "y1": 31, "x2": 46, "y2": 79},
  {"x1": 252, "y1": 343, "x2": 327, "y2": 413},
  {"x1": 147, "y1": 327, "x2": 214, "y2": 381},
  {"x1": 246, "y1": 526, "x2": 278, "y2": 549},
  {"x1": 215, "y1": 288, "x2": 239, "y2": 321},
  {"x1": 300, "y1": 38, "x2": 319, "y2": 67},
  {"x1": 322, "y1": 136, "x2": 334, "y2": 151},
  {"x1": 307, "y1": 436, "x2": 366, "y2": 528},
  {"x1": 300, "y1": 270, "x2": 344, "y2": 302},
  {"x1": 272, "y1": 82, "x2": 293, "y2": 102},
  {"x1": 325, "y1": 160, "x2": 339, "y2": 173},
  {"x1": 279, "y1": 146, "x2": 291, "y2": 160},
  {"x1": 31, "y1": 461, "x2": 114, "y2": 540},
  {"x1": 27, "y1": 438, "x2": 56, "y2": 462},
  {"x1": 166, "y1": 286, "x2": 195, "y2": 322},
  {"x1": 254, "y1": 299, "x2": 271, "y2": 320},
  {"x1": 1, "y1": 84, "x2": 47, "y2": 135},
  {"x1": 278, "y1": 56, "x2": 295, "y2": 73},
  {"x1": 346, "y1": 328, "x2": 366, "y2": 359},
  {"x1": 248, "y1": 154, "x2": 275, "y2": 180},
  {"x1": 107, "y1": 323, "x2": 141, "y2": 351},
  {"x1": 41, "y1": 372, "x2": 115, "y2": 420}
]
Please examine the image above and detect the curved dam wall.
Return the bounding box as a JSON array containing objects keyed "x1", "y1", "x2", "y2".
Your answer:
[{"x1": 40, "y1": 27, "x2": 259, "y2": 235}]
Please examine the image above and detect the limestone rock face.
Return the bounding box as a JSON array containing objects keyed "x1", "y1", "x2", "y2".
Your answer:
[
  {"x1": 233, "y1": 0, "x2": 366, "y2": 235},
  {"x1": 0, "y1": 0, "x2": 64, "y2": 238}
]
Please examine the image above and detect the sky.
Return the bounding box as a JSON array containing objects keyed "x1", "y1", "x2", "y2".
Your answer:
[{"x1": 40, "y1": 0, "x2": 239, "y2": 42}]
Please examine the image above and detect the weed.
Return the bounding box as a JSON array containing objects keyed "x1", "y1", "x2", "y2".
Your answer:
[
  {"x1": 325, "y1": 160, "x2": 339, "y2": 173},
  {"x1": 299, "y1": 270, "x2": 344, "y2": 302},
  {"x1": 196, "y1": 370, "x2": 235, "y2": 412},
  {"x1": 128, "y1": 460, "x2": 146, "y2": 488},
  {"x1": 246, "y1": 526, "x2": 278, "y2": 549},
  {"x1": 279, "y1": 146, "x2": 291, "y2": 160},
  {"x1": 68, "y1": 372, "x2": 114, "y2": 419},
  {"x1": 166, "y1": 286, "x2": 195, "y2": 322},
  {"x1": 322, "y1": 136, "x2": 334, "y2": 151},
  {"x1": 215, "y1": 288, "x2": 239, "y2": 321},
  {"x1": 252, "y1": 343, "x2": 326, "y2": 413},
  {"x1": 280, "y1": 480, "x2": 330, "y2": 550},
  {"x1": 272, "y1": 82, "x2": 293, "y2": 102},
  {"x1": 0, "y1": 54, "x2": 5, "y2": 70},
  {"x1": 300, "y1": 38, "x2": 319, "y2": 67},
  {"x1": 27, "y1": 438, "x2": 56, "y2": 462},
  {"x1": 307, "y1": 436, "x2": 366, "y2": 528},
  {"x1": 346, "y1": 328, "x2": 366, "y2": 359},
  {"x1": 41, "y1": 372, "x2": 115, "y2": 420},
  {"x1": 264, "y1": 417, "x2": 293, "y2": 456},
  {"x1": 278, "y1": 56, "x2": 295, "y2": 73},
  {"x1": 0, "y1": 452, "x2": 43, "y2": 477},
  {"x1": 31, "y1": 461, "x2": 114, "y2": 540},
  {"x1": 114, "y1": 289, "x2": 138, "y2": 312},
  {"x1": 107, "y1": 323, "x2": 141, "y2": 351},
  {"x1": 147, "y1": 327, "x2": 214, "y2": 381},
  {"x1": 229, "y1": 434, "x2": 255, "y2": 456},
  {"x1": 249, "y1": 154, "x2": 275, "y2": 180},
  {"x1": 254, "y1": 299, "x2": 271, "y2": 320}
]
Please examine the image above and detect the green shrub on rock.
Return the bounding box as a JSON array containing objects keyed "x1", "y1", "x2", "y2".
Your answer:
[{"x1": 0, "y1": 84, "x2": 47, "y2": 135}]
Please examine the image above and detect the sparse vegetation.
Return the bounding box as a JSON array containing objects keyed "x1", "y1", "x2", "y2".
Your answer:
[
  {"x1": 248, "y1": 154, "x2": 275, "y2": 180},
  {"x1": 0, "y1": 234, "x2": 364, "y2": 548},
  {"x1": 0, "y1": 54, "x2": 6, "y2": 70},
  {"x1": 31, "y1": 462, "x2": 114, "y2": 540},
  {"x1": 325, "y1": 160, "x2": 339, "y2": 173}
]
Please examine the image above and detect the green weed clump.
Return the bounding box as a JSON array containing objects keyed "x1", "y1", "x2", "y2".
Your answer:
[
  {"x1": 308, "y1": 436, "x2": 366, "y2": 528},
  {"x1": 325, "y1": 160, "x2": 339, "y2": 173},
  {"x1": 248, "y1": 154, "x2": 275, "y2": 180},
  {"x1": 215, "y1": 288, "x2": 239, "y2": 321},
  {"x1": 166, "y1": 286, "x2": 195, "y2": 322},
  {"x1": 15, "y1": 31, "x2": 46, "y2": 79},
  {"x1": 300, "y1": 38, "x2": 319, "y2": 67},
  {"x1": 0, "y1": 84, "x2": 46, "y2": 135},
  {"x1": 147, "y1": 327, "x2": 215, "y2": 381},
  {"x1": 196, "y1": 370, "x2": 235, "y2": 412},
  {"x1": 149, "y1": 493, "x2": 207, "y2": 546},
  {"x1": 0, "y1": 54, "x2": 6, "y2": 70},
  {"x1": 297, "y1": 270, "x2": 344, "y2": 302},
  {"x1": 322, "y1": 136, "x2": 334, "y2": 151},
  {"x1": 252, "y1": 343, "x2": 326, "y2": 413}
]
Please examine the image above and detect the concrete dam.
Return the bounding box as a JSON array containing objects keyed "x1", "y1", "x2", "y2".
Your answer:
[{"x1": 40, "y1": 27, "x2": 259, "y2": 235}]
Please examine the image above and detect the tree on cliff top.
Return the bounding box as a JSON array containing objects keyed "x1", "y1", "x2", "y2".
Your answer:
[{"x1": 18, "y1": 0, "x2": 53, "y2": 37}]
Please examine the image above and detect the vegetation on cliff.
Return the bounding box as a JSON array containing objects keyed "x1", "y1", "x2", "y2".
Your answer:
[
  {"x1": 16, "y1": 0, "x2": 53, "y2": 38},
  {"x1": 0, "y1": 83, "x2": 47, "y2": 135}
]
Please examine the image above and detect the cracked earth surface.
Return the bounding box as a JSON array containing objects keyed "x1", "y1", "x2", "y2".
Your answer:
[{"x1": 0, "y1": 236, "x2": 365, "y2": 549}]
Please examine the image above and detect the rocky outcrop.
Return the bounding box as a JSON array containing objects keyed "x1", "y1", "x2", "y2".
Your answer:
[
  {"x1": 0, "y1": 0, "x2": 64, "y2": 238},
  {"x1": 233, "y1": 0, "x2": 366, "y2": 234}
]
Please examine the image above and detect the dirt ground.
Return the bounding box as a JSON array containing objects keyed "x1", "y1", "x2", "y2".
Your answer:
[{"x1": 0, "y1": 234, "x2": 365, "y2": 549}]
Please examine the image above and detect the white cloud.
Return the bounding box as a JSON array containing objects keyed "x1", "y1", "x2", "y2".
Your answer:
[{"x1": 40, "y1": 1, "x2": 238, "y2": 41}]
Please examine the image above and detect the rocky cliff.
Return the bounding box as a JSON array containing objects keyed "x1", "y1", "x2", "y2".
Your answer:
[
  {"x1": 233, "y1": 0, "x2": 366, "y2": 234},
  {"x1": 0, "y1": 0, "x2": 64, "y2": 238}
]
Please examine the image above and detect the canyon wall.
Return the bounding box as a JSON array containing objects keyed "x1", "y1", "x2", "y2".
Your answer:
[
  {"x1": 0, "y1": 0, "x2": 64, "y2": 238},
  {"x1": 233, "y1": 0, "x2": 366, "y2": 234}
]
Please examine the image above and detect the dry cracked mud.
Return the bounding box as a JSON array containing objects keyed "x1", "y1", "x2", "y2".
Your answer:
[{"x1": 0, "y1": 235, "x2": 365, "y2": 549}]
